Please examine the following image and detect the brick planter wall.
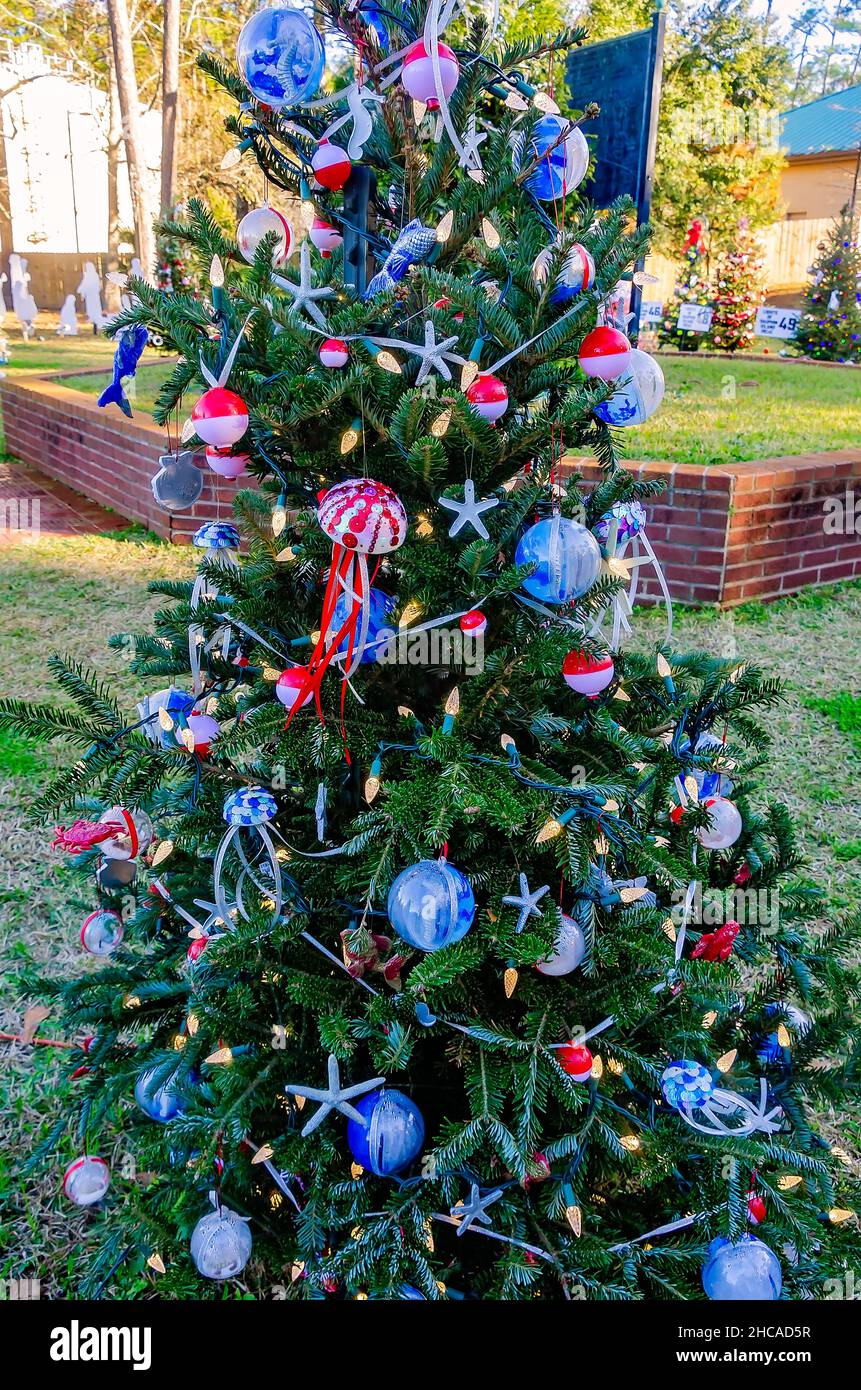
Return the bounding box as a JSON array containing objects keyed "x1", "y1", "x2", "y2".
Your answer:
[
  {"x1": 2, "y1": 374, "x2": 860, "y2": 603},
  {"x1": 0, "y1": 375, "x2": 254, "y2": 543},
  {"x1": 567, "y1": 454, "x2": 861, "y2": 606}
]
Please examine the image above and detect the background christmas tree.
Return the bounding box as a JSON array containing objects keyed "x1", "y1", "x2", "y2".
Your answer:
[
  {"x1": 4, "y1": 2, "x2": 860, "y2": 1301},
  {"x1": 794, "y1": 207, "x2": 861, "y2": 364},
  {"x1": 709, "y1": 217, "x2": 765, "y2": 353},
  {"x1": 659, "y1": 217, "x2": 712, "y2": 352}
]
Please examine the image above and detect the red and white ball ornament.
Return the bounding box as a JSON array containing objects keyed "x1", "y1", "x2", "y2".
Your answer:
[
  {"x1": 205, "y1": 446, "x2": 249, "y2": 479},
  {"x1": 562, "y1": 649, "x2": 615, "y2": 698},
  {"x1": 236, "y1": 204, "x2": 293, "y2": 266},
  {"x1": 434, "y1": 295, "x2": 464, "y2": 323},
  {"x1": 319, "y1": 337, "x2": 350, "y2": 369},
  {"x1": 191, "y1": 388, "x2": 249, "y2": 448},
  {"x1": 578, "y1": 326, "x2": 632, "y2": 381},
  {"x1": 80, "y1": 908, "x2": 124, "y2": 956},
  {"x1": 557, "y1": 1042, "x2": 594, "y2": 1082},
  {"x1": 62, "y1": 1155, "x2": 111, "y2": 1206},
  {"x1": 400, "y1": 39, "x2": 459, "y2": 108},
  {"x1": 465, "y1": 372, "x2": 508, "y2": 424},
  {"x1": 276, "y1": 666, "x2": 314, "y2": 711},
  {"x1": 309, "y1": 216, "x2": 343, "y2": 258},
  {"x1": 460, "y1": 609, "x2": 487, "y2": 637},
  {"x1": 748, "y1": 1194, "x2": 767, "y2": 1225},
  {"x1": 311, "y1": 139, "x2": 351, "y2": 191}
]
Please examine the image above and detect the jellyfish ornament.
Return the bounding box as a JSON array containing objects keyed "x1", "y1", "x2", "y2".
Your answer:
[
  {"x1": 189, "y1": 522, "x2": 241, "y2": 693},
  {"x1": 213, "y1": 785, "x2": 283, "y2": 929},
  {"x1": 660, "y1": 1060, "x2": 783, "y2": 1140},
  {"x1": 588, "y1": 500, "x2": 673, "y2": 649}
]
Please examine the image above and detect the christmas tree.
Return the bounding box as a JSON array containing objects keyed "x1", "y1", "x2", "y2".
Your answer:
[
  {"x1": 5, "y1": 3, "x2": 860, "y2": 1301},
  {"x1": 659, "y1": 217, "x2": 712, "y2": 352},
  {"x1": 709, "y1": 218, "x2": 765, "y2": 354},
  {"x1": 794, "y1": 206, "x2": 861, "y2": 363}
]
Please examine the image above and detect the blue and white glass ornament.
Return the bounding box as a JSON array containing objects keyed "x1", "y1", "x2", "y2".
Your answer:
[
  {"x1": 347, "y1": 1087, "x2": 425, "y2": 1176},
  {"x1": 550, "y1": 243, "x2": 596, "y2": 304},
  {"x1": 594, "y1": 349, "x2": 665, "y2": 427},
  {"x1": 189, "y1": 524, "x2": 241, "y2": 693},
  {"x1": 213, "y1": 785, "x2": 282, "y2": 928},
  {"x1": 692, "y1": 731, "x2": 735, "y2": 799},
  {"x1": 702, "y1": 1235, "x2": 782, "y2": 1301},
  {"x1": 387, "y1": 857, "x2": 476, "y2": 951},
  {"x1": 371, "y1": 1283, "x2": 426, "y2": 1300},
  {"x1": 135, "y1": 1065, "x2": 196, "y2": 1123},
  {"x1": 191, "y1": 1193, "x2": 253, "y2": 1280},
  {"x1": 515, "y1": 516, "x2": 601, "y2": 605},
  {"x1": 513, "y1": 115, "x2": 589, "y2": 202},
  {"x1": 236, "y1": 6, "x2": 325, "y2": 109},
  {"x1": 757, "y1": 1003, "x2": 812, "y2": 1064},
  {"x1": 329, "y1": 586, "x2": 396, "y2": 664}
]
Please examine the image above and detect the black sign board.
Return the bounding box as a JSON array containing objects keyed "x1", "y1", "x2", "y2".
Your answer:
[{"x1": 565, "y1": 7, "x2": 666, "y2": 321}]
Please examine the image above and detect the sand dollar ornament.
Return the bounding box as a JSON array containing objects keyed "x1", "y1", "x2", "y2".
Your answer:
[
  {"x1": 515, "y1": 515, "x2": 601, "y2": 605},
  {"x1": 213, "y1": 785, "x2": 283, "y2": 929}
]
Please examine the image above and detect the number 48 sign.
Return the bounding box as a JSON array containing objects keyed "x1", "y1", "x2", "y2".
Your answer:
[{"x1": 755, "y1": 306, "x2": 800, "y2": 339}]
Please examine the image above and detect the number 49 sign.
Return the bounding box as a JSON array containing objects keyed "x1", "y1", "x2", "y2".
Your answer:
[{"x1": 755, "y1": 306, "x2": 800, "y2": 339}]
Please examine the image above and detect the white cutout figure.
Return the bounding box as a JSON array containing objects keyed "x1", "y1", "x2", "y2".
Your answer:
[
  {"x1": 77, "y1": 261, "x2": 105, "y2": 332},
  {"x1": 9, "y1": 254, "x2": 38, "y2": 339},
  {"x1": 0, "y1": 272, "x2": 7, "y2": 327},
  {"x1": 58, "y1": 294, "x2": 79, "y2": 335}
]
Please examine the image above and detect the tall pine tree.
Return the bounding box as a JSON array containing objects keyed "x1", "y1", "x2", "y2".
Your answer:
[{"x1": 4, "y1": 3, "x2": 860, "y2": 1300}]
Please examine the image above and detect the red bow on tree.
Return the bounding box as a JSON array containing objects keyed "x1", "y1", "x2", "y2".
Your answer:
[{"x1": 684, "y1": 219, "x2": 704, "y2": 251}]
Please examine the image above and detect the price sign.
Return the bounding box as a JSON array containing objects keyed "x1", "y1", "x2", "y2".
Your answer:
[
  {"x1": 754, "y1": 306, "x2": 800, "y2": 339},
  {"x1": 677, "y1": 303, "x2": 714, "y2": 333},
  {"x1": 639, "y1": 300, "x2": 663, "y2": 324}
]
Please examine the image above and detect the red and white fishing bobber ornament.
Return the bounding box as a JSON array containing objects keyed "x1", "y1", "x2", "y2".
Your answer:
[
  {"x1": 466, "y1": 372, "x2": 508, "y2": 424},
  {"x1": 276, "y1": 666, "x2": 315, "y2": 710},
  {"x1": 190, "y1": 315, "x2": 251, "y2": 448},
  {"x1": 578, "y1": 326, "x2": 632, "y2": 381},
  {"x1": 206, "y1": 446, "x2": 249, "y2": 479},
  {"x1": 191, "y1": 386, "x2": 248, "y2": 449},
  {"x1": 179, "y1": 712, "x2": 221, "y2": 757},
  {"x1": 434, "y1": 295, "x2": 464, "y2": 324},
  {"x1": 319, "y1": 337, "x2": 349, "y2": 368},
  {"x1": 563, "y1": 649, "x2": 615, "y2": 698},
  {"x1": 62, "y1": 1155, "x2": 111, "y2": 1206},
  {"x1": 285, "y1": 480, "x2": 408, "y2": 733},
  {"x1": 460, "y1": 609, "x2": 487, "y2": 637},
  {"x1": 400, "y1": 38, "x2": 459, "y2": 108},
  {"x1": 236, "y1": 204, "x2": 293, "y2": 266},
  {"x1": 311, "y1": 139, "x2": 351, "y2": 191},
  {"x1": 557, "y1": 1042, "x2": 594, "y2": 1082},
  {"x1": 309, "y1": 217, "x2": 342, "y2": 258},
  {"x1": 80, "y1": 908, "x2": 124, "y2": 956}
]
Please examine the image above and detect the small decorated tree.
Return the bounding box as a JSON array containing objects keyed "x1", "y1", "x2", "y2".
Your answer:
[
  {"x1": 794, "y1": 207, "x2": 861, "y2": 363},
  {"x1": 709, "y1": 218, "x2": 765, "y2": 353},
  {"x1": 659, "y1": 218, "x2": 711, "y2": 352}
]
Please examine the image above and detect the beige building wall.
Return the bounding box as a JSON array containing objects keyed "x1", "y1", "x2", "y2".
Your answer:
[{"x1": 781, "y1": 154, "x2": 859, "y2": 220}]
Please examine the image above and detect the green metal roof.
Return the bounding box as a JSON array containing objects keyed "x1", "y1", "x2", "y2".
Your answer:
[{"x1": 781, "y1": 84, "x2": 861, "y2": 158}]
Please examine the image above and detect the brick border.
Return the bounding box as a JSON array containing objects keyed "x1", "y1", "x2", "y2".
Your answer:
[{"x1": 2, "y1": 374, "x2": 860, "y2": 604}]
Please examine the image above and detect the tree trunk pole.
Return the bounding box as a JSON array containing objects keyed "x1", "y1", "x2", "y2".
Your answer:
[{"x1": 107, "y1": 0, "x2": 155, "y2": 279}]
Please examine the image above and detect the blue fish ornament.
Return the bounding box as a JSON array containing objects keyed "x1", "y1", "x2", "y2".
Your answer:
[
  {"x1": 98, "y1": 323, "x2": 149, "y2": 417},
  {"x1": 365, "y1": 219, "x2": 438, "y2": 299}
]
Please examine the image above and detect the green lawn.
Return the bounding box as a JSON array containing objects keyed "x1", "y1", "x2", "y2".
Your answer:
[{"x1": 43, "y1": 350, "x2": 861, "y2": 467}]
